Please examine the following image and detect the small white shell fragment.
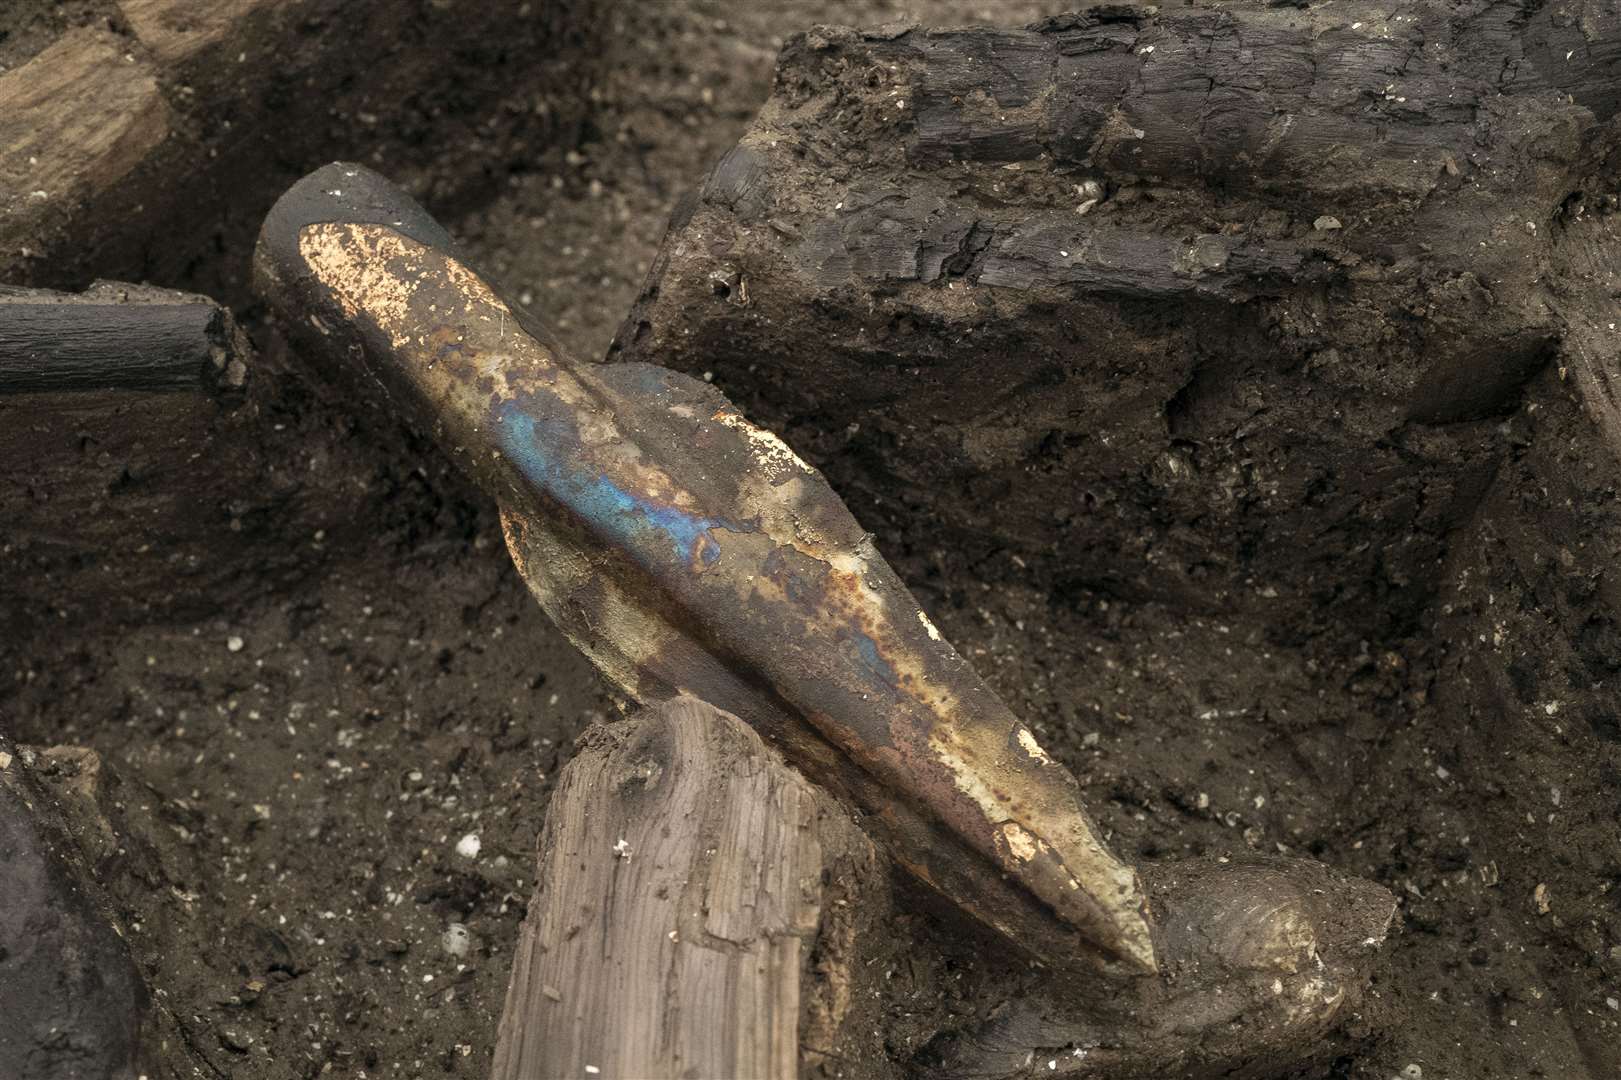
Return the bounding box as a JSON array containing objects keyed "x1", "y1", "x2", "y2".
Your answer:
[
  {"x1": 226, "y1": 635, "x2": 245, "y2": 652},
  {"x1": 442, "y1": 922, "x2": 471, "y2": 957},
  {"x1": 455, "y1": 833, "x2": 482, "y2": 859}
]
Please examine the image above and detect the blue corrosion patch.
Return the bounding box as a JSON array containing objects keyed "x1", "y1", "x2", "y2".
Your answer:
[
  {"x1": 496, "y1": 402, "x2": 725, "y2": 568},
  {"x1": 852, "y1": 632, "x2": 900, "y2": 690}
]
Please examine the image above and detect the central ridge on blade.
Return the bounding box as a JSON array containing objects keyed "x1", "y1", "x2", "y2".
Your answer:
[{"x1": 255, "y1": 162, "x2": 1159, "y2": 976}]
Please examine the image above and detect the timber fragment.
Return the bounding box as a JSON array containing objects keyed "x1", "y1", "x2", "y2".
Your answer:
[
  {"x1": 491, "y1": 697, "x2": 884, "y2": 1080},
  {"x1": 1, "y1": 281, "x2": 250, "y2": 396},
  {"x1": 610, "y1": 3, "x2": 1621, "y2": 640},
  {"x1": 0, "y1": 29, "x2": 172, "y2": 267}
]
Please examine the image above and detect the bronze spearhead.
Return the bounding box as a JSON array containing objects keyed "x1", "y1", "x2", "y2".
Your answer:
[{"x1": 254, "y1": 163, "x2": 1156, "y2": 975}]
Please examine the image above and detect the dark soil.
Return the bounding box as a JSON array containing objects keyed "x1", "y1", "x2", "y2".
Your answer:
[
  {"x1": 0, "y1": 0, "x2": 117, "y2": 71},
  {"x1": 3, "y1": 2, "x2": 1618, "y2": 1080}
]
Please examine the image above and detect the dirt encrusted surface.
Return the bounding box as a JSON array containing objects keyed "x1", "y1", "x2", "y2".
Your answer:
[{"x1": 3, "y1": 2, "x2": 1620, "y2": 1080}]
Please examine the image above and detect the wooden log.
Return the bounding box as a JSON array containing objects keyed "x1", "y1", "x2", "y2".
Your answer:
[
  {"x1": 0, "y1": 281, "x2": 250, "y2": 395},
  {"x1": 491, "y1": 697, "x2": 884, "y2": 1080}
]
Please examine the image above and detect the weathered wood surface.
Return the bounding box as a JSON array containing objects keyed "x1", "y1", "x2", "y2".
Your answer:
[
  {"x1": 491, "y1": 697, "x2": 883, "y2": 1080},
  {"x1": 0, "y1": 281, "x2": 249, "y2": 395},
  {"x1": 119, "y1": 0, "x2": 278, "y2": 66}
]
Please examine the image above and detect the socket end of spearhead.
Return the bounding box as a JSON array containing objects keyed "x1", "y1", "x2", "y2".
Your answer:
[{"x1": 255, "y1": 162, "x2": 456, "y2": 293}]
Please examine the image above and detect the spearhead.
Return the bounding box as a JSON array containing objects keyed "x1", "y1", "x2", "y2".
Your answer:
[{"x1": 254, "y1": 163, "x2": 1157, "y2": 975}]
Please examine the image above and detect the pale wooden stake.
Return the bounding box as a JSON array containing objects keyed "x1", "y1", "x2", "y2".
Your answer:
[{"x1": 492, "y1": 696, "x2": 879, "y2": 1080}]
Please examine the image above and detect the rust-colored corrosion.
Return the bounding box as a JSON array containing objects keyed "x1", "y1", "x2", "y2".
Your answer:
[{"x1": 254, "y1": 163, "x2": 1156, "y2": 975}]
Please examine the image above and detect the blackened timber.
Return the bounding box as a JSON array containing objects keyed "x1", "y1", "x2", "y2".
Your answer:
[{"x1": 0, "y1": 282, "x2": 249, "y2": 396}]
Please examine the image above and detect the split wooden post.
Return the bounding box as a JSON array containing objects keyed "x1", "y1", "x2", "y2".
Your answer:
[{"x1": 491, "y1": 697, "x2": 883, "y2": 1080}]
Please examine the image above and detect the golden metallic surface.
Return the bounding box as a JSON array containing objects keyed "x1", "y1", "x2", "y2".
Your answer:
[{"x1": 262, "y1": 173, "x2": 1158, "y2": 974}]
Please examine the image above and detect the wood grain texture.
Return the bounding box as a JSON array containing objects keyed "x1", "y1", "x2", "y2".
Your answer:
[
  {"x1": 0, "y1": 282, "x2": 248, "y2": 395},
  {"x1": 492, "y1": 697, "x2": 878, "y2": 1080}
]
